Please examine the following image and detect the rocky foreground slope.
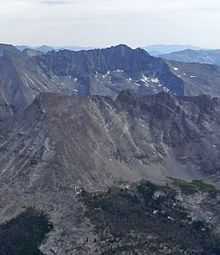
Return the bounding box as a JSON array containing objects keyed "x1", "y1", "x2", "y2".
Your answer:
[
  {"x1": 2, "y1": 180, "x2": 220, "y2": 255},
  {"x1": 1, "y1": 92, "x2": 220, "y2": 254}
]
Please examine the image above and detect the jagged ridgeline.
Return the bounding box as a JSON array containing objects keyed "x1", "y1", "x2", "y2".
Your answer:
[
  {"x1": 0, "y1": 43, "x2": 183, "y2": 121},
  {"x1": 1, "y1": 43, "x2": 220, "y2": 121}
]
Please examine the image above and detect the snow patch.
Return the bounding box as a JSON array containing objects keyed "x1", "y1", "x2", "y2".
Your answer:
[
  {"x1": 163, "y1": 87, "x2": 170, "y2": 93},
  {"x1": 102, "y1": 71, "x2": 111, "y2": 78},
  {"x1": 141, "y1": 75, "x2": 150, "y2": 82},
  {"x1": 151, "y1": 78, "x2": 159, "y2": 83}
]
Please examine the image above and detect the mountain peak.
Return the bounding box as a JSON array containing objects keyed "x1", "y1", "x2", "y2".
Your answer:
[
  {"x1": 0, "y1": 43, "x2": 15, "y2": 48},
  {"x1": 112, "y1": 44, "x2": 131, "y2": 49},
  {"x1": 0, "y1": 44, "x2": 20, "y2": 55},
  {"x1": 109, "y1": 44, "x2": 149, "y2": 56},
  {"x1": 106, "y1": 44, "x2": 134, "y2": 55}
]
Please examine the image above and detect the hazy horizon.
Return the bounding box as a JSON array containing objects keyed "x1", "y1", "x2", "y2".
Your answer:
[
  {"x1": 0, "y1": 43, "x2": 203, "y2": 49},
  {"x1": 1, "y1": 0, "x2": 220, "y2": 49}
]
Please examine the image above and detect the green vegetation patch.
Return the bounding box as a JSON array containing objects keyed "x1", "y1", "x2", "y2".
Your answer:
[{"x1": 170, "y1": 178, "x2": 217, "y2": 195}]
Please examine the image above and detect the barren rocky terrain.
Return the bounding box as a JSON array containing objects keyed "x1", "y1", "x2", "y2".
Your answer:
[
  {"x1": 0, "y1": 92, "x2": 220, "y2": 254},
  {"x1": 1, "y1": 44, "x2": 220, "y2": 254}
]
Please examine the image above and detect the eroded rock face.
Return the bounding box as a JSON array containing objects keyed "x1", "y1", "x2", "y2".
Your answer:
[
  {"x1": 1, "y1": 92, "x2": 220, "y2": 192},
  {"x1": 2, "y1": 44, "x2": 220, "y2": 254},
  {"x1": 0, "y1": 93, "x2": 220, "y2": 254},
  {"x1": 0, "y1": 44, "x2": 185, "y2": 120},
  {"x1": 37, "y1": 45, "x2": 184, "y2": 97},
  {"x1": 2, "y1": 43, "x2": 220, "y2": 123}
]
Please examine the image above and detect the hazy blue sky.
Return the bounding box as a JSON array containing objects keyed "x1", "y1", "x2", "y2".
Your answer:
[{"x1": 1, "y1": 0, "x2": 220, "y2": 48}]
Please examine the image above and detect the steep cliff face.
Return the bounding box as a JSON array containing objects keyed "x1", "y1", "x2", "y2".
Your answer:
[
  {"x1": 1, "y1": 92, "x2": 220, "y2": 192},
  {"x1": 37, "y1": 44, "x2": 184, "y2": 97},
  {"x1": 0, "y1": 44, "x2": 185, "y2": 120},
  {"x1": 0, "y1": 44, "x2": 72, "y2": 120},
  {"x1": 3, "y1": 43, "x2": 220, "y2": 123}
]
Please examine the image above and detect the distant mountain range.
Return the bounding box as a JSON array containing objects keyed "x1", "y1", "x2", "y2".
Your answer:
[
  {"x1": 144, "y1": 44, "x2": 200, "y2": 56},
  {"x1": 16, "y1": 45, "x2": 94, "y2": 53},
  {"x1": 17, "y1": 44, "x2": 203, "y2": 56},
  {"x1": 18, "y1": 44, "x2": 220, "y2": 67},
  {"x1": 161, "y1": 49, "x2": 220, "y2": 66}
]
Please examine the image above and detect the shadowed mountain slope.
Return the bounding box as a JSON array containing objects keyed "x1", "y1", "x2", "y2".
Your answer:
[
  {"x1": 0, "y1": 44, "x2": 184, "y2": 120},
  {"x1": 1, "y1": 92, "x2": 220, "y2": 191},
  {"x1": 0, "y1": 92, "x2": 220, "y2": 254},
  {"x1": 168, "y1": 61, "x2": 220, "y2": 96},
  {"x1": 2, "y1": 43, "x2": 220, "y2": 123}
]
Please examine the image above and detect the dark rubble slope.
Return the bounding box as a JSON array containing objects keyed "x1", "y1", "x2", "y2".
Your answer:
[
  {"x1": 80, "y1": 180, "x2": 220, "y2": 255},
  {"x1": 0, "y1": 208, "x2": 53, "y2": 255},
  {"x1": 1, "y1": 180, "x2": 220, "y2": 254}
]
